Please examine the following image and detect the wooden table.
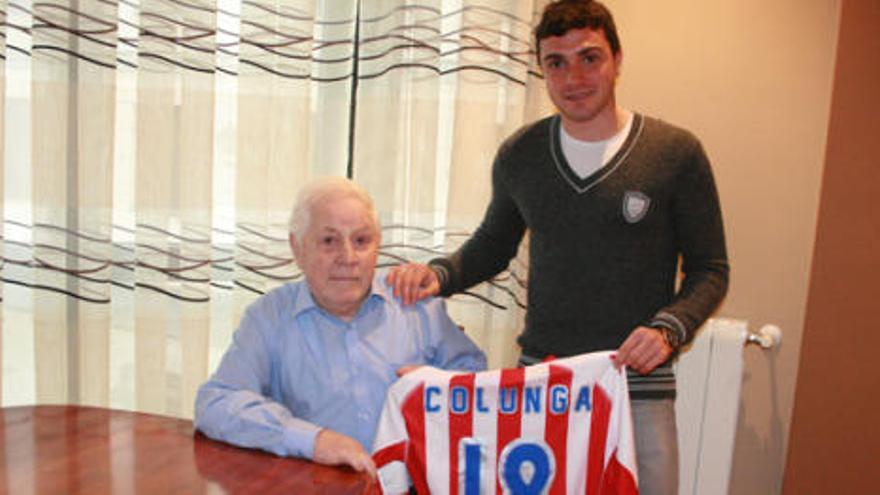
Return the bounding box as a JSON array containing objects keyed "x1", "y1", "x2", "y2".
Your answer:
[{"x1": 0, "y1": 405, "x2": 373, "y2": 494}]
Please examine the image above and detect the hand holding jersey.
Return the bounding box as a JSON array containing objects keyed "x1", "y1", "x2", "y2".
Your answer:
[
  {"x1": 395, "y1": 365, "x2": 422, "y2": 377},
  {"x1": 614, "y1": 326, "x2": 674, "y2": 375}
]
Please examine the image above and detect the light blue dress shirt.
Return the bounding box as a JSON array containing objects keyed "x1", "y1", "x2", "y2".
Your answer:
[{"x1": 194, "y1": 273, "x2": 487, "y2": 459}]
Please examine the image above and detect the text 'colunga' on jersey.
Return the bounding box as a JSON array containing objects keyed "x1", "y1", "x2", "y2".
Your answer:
[{"x1": 371, "y1": 351, "x2": 639, "y2": 495}]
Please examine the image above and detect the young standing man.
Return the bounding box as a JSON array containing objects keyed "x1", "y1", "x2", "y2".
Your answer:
[{"x1": 387, "y1": 1, "x2": 729, "y2": 493}]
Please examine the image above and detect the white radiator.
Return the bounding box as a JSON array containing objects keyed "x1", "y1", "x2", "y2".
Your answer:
[{"x1": 675, "y1": 318, "x2": 781, "y2": 495}]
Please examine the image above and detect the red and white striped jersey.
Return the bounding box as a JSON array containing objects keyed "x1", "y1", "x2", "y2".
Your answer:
[{"x1": 371, "y1": 351, "x2": 638, "y2": 494}]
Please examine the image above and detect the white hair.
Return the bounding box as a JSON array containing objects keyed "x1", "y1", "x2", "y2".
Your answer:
[{"x1": 288, "y1": 176, "x2": 379, "y2": 241}]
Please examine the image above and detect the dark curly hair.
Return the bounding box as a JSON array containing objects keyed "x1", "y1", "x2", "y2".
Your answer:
[{"x1": 534, "y1": 0, "x2": 621, "y2": 61}]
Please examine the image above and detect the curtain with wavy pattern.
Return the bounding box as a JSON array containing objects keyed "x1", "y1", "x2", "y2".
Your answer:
[{"x1": 0, "y1": 0, "x2": 549, "y2": 419}]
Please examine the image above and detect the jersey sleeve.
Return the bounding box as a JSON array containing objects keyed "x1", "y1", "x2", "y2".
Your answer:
[
  {"x1": 598, "y1": 364, "x2": 640, "y2": 494},
  {"x1": 372, "y1": 370, "x2": 424, "y2": 494}
]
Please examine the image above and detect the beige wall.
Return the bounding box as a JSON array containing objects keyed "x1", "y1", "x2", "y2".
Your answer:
[
  {"x1": 783, "y1": 0, "x2": 880, "y2": 491},
  {"x1": 605, "y1": 1, "x2": 841, "y2": 493}
]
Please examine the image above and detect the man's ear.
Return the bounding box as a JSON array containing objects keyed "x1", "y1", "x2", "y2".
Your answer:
[
  {"x1": 614, "y1": 48, "x2": 623, "y2": 77},
  {"x1": 289, "y1": 233, "x2": 300, "y2": 264}
]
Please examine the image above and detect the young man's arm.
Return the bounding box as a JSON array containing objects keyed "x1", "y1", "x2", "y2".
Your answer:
[
  {"x1": 617, "y1": 137, "x2": 729, "y2": 374},
  {"x1": 389, "y1": 146, "x2": 526, "y2": 304},
  {"x1": 650, "y1": 138, "x2": 730, "y2": 346}
]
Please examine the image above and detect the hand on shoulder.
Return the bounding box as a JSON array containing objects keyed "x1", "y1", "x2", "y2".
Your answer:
[{"x1": 385, "y1": 263, "x2": 440, "y2": 305}]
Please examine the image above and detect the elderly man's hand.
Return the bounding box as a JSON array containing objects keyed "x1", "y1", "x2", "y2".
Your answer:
[
  {"x1": 386, "y1": 263, "x2": 440, "y2": 305},
  {"x1": 395, "y1": 365, "x2": 422, "y2": 377},
  {"x1": 313, "y1": 429, "x2": 376, "y2": 478}
]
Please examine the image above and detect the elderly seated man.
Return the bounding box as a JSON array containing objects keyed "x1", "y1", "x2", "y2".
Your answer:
[{"x1": 195, "y1": 177, "x2": 486, "y2": 476}]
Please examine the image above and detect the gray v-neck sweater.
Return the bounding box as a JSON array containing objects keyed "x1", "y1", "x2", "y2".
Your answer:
[{"x1": 432, "y1": 114, "x2": 729, "y2": 397}]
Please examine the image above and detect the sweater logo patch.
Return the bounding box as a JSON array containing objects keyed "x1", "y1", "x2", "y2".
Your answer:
[{"x1": 622, "y1": 191, "x2": 650, "y2": 223}]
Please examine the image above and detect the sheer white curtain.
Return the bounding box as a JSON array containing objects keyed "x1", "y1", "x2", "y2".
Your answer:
[
  {"x1": 0, "y1": 0, "x2": 549, "y2": 419},
  {"x1": 353, "y1": 0, "x2": 550, "y2": 370}
]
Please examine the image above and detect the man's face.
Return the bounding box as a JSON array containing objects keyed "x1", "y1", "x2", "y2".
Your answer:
[
  {"x1": 539, "y1": 27, "x2": 622, "y2": 131},
  {"x1": 290, "y1": 194, "x2": 379, "y2": 320}
]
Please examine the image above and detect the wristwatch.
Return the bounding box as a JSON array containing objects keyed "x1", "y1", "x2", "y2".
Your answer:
[{"x1": 654, "y1": 326, "x2": 682, "y2": 350}]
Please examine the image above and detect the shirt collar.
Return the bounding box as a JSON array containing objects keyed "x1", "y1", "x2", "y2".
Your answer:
[{"x1": 289, "y1": 273, "x2": 392, "y2": 320}]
